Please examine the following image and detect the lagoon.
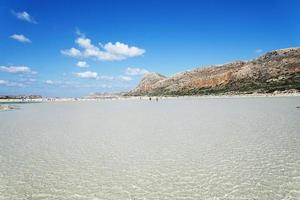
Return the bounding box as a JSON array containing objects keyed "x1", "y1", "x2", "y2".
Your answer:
[{"x1": 0, "y1": 97, "x2": 299, "y2": 199}]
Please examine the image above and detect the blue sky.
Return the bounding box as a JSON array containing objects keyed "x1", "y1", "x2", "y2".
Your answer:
[{"x1": 1, "y1": 0, "x2": 299, "y2": 97}]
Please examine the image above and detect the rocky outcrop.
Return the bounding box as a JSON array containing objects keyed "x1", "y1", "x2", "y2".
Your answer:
[
  {"x1": 130, "y1": 72, "x2": 167, "y2": 94},
  {"x1": 128, "y1": 48, "x2": 300, "y2": 96}
]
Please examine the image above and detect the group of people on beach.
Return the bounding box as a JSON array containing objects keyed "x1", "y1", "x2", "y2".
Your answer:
[{"x1": 149, "y1": 97, "x2": 159, "y2": 101}]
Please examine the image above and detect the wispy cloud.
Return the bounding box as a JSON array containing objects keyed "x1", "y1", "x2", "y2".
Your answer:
[
  {"x1": 75, "y1": 28, "x2": 85, "y2": 37},
  {"x1": 125, "y1": 67, "x2": 148, "y2": 76},
  {"x1": 76, "y1": 61, "x2": 89, "y2": 68},
  {"x1": 61, "y1": 35, "x2": 145, "y2": 61},
  {"x1": 20, "y1": 78, "x2": 36, "y2": 83},
  {"x1": 44, "y1": 80, "x2": 80, "y2": 89},
  {"x1": 0, "y1": 80, "x2": 9, "y2": 85},
  {"x1": 0, "y1": 66, "x2": 36, "y2": 74},
  {"x1": 0, "y1": 80, "x2": 25, "y2": 87},
  {"x1": 98, "y1": 75, "x2": 114, "y2": 81},
  {"x1": 10, "y1": 34, "x2": 31, "y2": 43},
  {"x1": 45, "y1": 80, "x2": 57, "y2": 85},
  {"x1": 119, "y1": 75, "x2": 132, "y2": 81},
  {"x1": 255, "y1": 49, "x2": 263, "y2": 54},
  {"x1": 74, "y1": 71, "x2": 98, "y2": 79},
  {"x1": 11, "y1": 10, "x2": 37, "y2": 24},
  {"x1": 43, "y1": 79, "x2": 115, "y2": 89}
]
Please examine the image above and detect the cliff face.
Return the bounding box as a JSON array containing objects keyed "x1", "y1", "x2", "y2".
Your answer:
[{"x1": 129, "y1": 48, "x2": 300, "y2": 96}]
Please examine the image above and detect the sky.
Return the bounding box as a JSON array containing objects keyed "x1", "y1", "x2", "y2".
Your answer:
[{"x1": 1, "y1": 0, "x2": 300, "y2": 97}]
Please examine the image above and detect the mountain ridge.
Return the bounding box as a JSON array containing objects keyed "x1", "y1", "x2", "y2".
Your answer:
[{"x1": 128, "y1": 47, "x2": 300, "y2": 96}]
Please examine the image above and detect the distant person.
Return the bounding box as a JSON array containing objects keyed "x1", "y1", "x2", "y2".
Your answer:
[
  {"x1": 156, "y1": 97, "x2": 158, "y2": 102},
  {"x1": 149, "y1": 97, "x2": 151, "y2": 101}
]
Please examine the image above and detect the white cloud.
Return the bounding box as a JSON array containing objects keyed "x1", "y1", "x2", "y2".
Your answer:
[
  {"x1": 104, "y1": 42, "x2": 145, "y2": 57},
  {"x1": 255, "y1": 49, "x2": 263, "y2": 54},
  {"x1": 61, "y1": 35, "x2": 145, "y2": 61},
  {"x1": 61, "y1": 47, "x2": 82, "y2": 57},
  {"x1": 0, "y1": 66, "x2": 36, "y2": 74},
  {"x1": 10, "y1": 34, "x2": 31, "y2": 43},
  {"x1": 125, "y1": 67, "x2": 149, "y2": 76},
  {"x1": 11, "y1": 10, "x2": 37, "y2": 24},
  {"x1": 76, "y1": 61, "x2": 89, "y2": 68},
  {"x1": 76, "y1": 37, "x2": 95, "y2": 49},
  {"x1": 74, "y1": 71, "x2": 98, "y2": 79},
  {"x1": 119, "y1": 75, "x2": 132, "y2": 81},
  {"x1": 0, "y1": 80, "x2": 24, "y2": 87}
]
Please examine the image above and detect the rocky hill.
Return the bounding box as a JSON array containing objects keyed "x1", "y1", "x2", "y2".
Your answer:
[
  {"x1": 130, "y1": 73, "x2": 167, "y2": 94},
  {"x1": 128, "y1": 47, "x2": 300, "y2": 96}
]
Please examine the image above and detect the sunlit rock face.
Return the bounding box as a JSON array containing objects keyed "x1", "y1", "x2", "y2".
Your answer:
[{"x1": 129, "y1": 48, "x2": 300, "y2": 96}]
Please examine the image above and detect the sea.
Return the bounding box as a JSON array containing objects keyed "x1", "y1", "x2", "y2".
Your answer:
[{"x1": 0, "y1": 97, "x2": 299, "y2": 200}]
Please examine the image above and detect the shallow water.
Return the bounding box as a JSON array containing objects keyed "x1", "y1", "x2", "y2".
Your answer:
[{"x1": 0, "y1": 97, "x2": 299, "y2": 200}]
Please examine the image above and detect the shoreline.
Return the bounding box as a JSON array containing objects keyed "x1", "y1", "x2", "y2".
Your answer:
[
  {"x1": 0, "y1": 92, "x2": 299, "y2": 103},
  {"x1": 127, "y1": 91, "x2": 300, "y2": 99}
]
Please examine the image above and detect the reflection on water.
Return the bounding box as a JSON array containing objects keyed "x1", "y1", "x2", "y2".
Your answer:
[{"x1": 0, "y1": 97, "x2": 299, "y2": 200}]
